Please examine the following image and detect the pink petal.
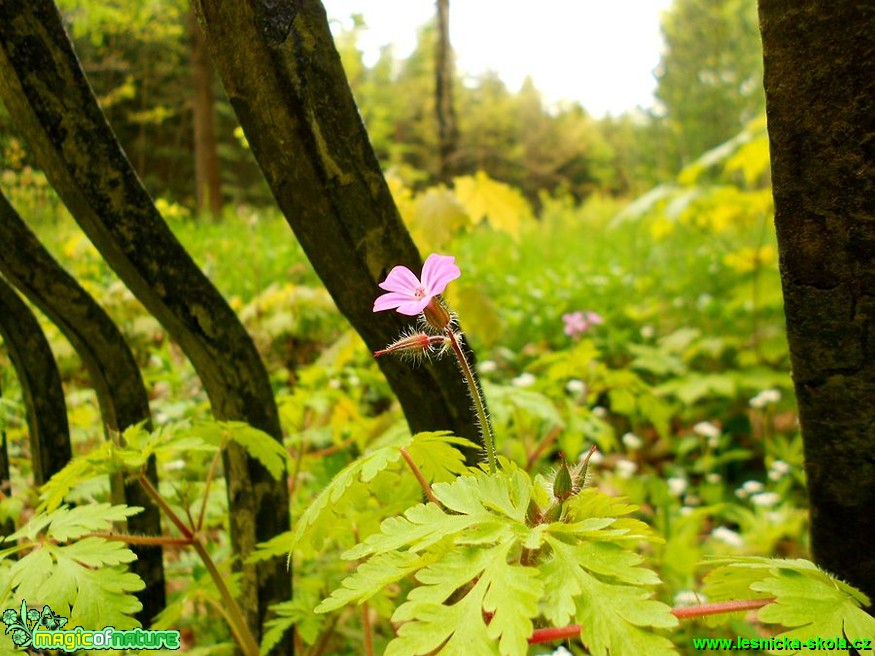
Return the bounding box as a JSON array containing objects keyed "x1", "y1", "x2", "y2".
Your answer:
[
  {"x1": 586, "y1": 312, "x2": 604, "y2": 325},
  {"x1": 395, "y1": 297, "x2": 431, "y2": 315},
  {"x1": 420, "y1": 254, "x2": 461, "y2": 296},
  {"x1": 374, "y1": 291, "x2": 412, "y2": 312},
  {"x1": 378, "y1": 265, "x2": 422, "y2": 294}
]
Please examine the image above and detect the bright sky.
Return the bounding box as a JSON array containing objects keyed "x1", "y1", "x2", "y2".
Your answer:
[{"x1": 321, "y1": 0, "x2": 674, "y2": 117}]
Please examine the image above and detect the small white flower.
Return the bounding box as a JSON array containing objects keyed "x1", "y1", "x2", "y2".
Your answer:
[
  {"x1": 693, "y1": 421, "x2": 721, "y2": 440},
  {"x1": 750, "y1": 388, "x2": 782, "y2": 408},
  {"x1": 622, "y1": 432, "x2": 643, "y2": 450},
  {"x1": 697, "y1": 293, "x2": 713, "y2": 309},
  {"x1": 768, "y1": 460, "x2": 791, "y2": 481},
  {"x1": 680, "y1": 506, "x2": 695, "y2": 516},
  {"x1": 751, "y1": 492, "x2": 781, "y2": 507},
  {"x1": 735, "y1": 488, "x2": 749, "y2": 500},
  {"x1": 742, "y1": 480, "x2": 764, "y2": 494},
  {"x1": 346, "y1": 375, "x2": 360, "y2": 387},
  {"x1": 565, "y1": 379, "x2": 587, "y2": 395},
  {"x1": 511, "y1": 372, "x2": 536, "y2": 388},
  {"x1": 549, "y1": 647, "x2": 573, "y2": 656},
  {"x1": 674, "y1": 590, "x2": 705, "y2": 607},
  {"x1": 640, "y1": 325, "x2": 656, "y2": 339},
  {"x1": 667, "y1": 477, "x2": 688, "y2": 497},
  {"x1": 705, "y1": 473, "x2": 722, "y2": 484},
  {"x1": 711, "y1": 526, "x2": 743, "y2": 547},
  {"x1": 478, "y1": 360, "x2": 498, "y2": 373},
  {"x1": 592, "y1": 405, "x2": 607, "y2": 418},
  {"x1": 615, "y1": 459, "x2": 638, "y2": 479}
]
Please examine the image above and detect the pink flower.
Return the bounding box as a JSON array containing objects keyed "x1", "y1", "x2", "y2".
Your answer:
[
  {"x1": 562, "y1": 310, "x2": 603, "y2": 337},
  {"x1": 373, "y1": 253, "x2": 461, "y2": 316}
]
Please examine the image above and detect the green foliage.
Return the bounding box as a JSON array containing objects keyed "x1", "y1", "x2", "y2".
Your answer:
[
  {"x1": 0, "y1": 505, "x2": 144, "y2": 630},
  {"x1": 313, "y1": 461, "x2": 676, "y2": 656},
  {"x1": 703, "y1": 558, "x2": 875, "y2": 645}
]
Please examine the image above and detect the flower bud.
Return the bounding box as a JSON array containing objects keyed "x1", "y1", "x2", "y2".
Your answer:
[
  {"x1": 422, "y1": 297, "x2": 452, "y2": 331},
  {"x1": 553, "y1": 457, "x2": 573, "y2": 502},
  {"x1": 374, "y1": 331, "x2": 448, "y2": 360}
]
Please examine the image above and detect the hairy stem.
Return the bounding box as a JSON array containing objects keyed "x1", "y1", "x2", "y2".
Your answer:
[{"x1": 446, "y1": 329, "x2": 496, "y2": 473}]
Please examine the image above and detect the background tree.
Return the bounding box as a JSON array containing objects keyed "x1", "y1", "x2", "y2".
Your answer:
[
  {"x1": 657, "y1": 0, "x2": 764, "y2": 163},
  {"x1": 188, "y1": 10, "x2": 223, "y2": 219},
  {"x1": 434, "y1": 0, "x2": 458, "y2": 184},
  {"x1": 759, "y1": 0, "x2": 875, "y2": 599}
]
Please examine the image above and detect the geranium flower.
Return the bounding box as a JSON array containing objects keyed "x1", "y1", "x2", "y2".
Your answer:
[{"x1": 373, "y1": 253, "x2": 460, "y2": 316}]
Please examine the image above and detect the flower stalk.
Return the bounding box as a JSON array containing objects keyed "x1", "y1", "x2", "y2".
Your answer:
[{"x1": 446, "y1": 327, "x2": 497, "y2": 473}]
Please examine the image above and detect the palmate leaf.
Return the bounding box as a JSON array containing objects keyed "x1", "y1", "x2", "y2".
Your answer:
[
  {"x1": 194, "y1": 421, "x2": 289, "y2": 480},
  {"x1": 315, "y1": 550, "x2": 435, "y2": 613},
  {"x1": 7, "y1": 544, "x2": 143, "y2": 630},
  {"x1": 703, "y1": 557, "x2": 875, "y2": 647},
  {"x1": 4, "y1": 504, "x2": 142, "y2": 543},
  {"x1": 292, "y1": 431, "x2": 412, "y2": 551},
  {"x1": 404, "y1": 432, "x2": 478, "y2": 484},
  {"x1": 542, "y1": 536, "x2": 678, "y2": 656},
  {"x1": 386, "y1": 542, "x2": 542, "y2": 656}
]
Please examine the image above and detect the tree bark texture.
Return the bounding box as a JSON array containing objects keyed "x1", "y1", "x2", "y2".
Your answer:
[
  {"x1": 0, "y1": 0, "x2": 289, "y2": 638},
  {"x1": 0, "y1": 191, "x2": 166, "y2": 624},
  {"x1": 0, "y1": 277, "x2": 71, "y2": 486},
  {"x1": 435, "y1": 0, "x2": 459, "y2": 183},
  {"x1": 191, "y1": 0, "x2": 481, "y2": 443},
  {"x1": 758, "y1": 0, "x2": 875, "y2": 599},
  {"x1": 189, "y1": 10, "x2": 223, "y2": 220}
]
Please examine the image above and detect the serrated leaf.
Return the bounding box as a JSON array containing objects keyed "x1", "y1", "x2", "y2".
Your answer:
[
  {"x1": 9, "y1": 544, "x2": 143, "y2": 630},
  {"x1": 196, "y1": 421, "x2": 289, "y2": 480},
  {"x1": 315, "y1": 550, "x2": 428, "y2": 613},
  {"x1": 5, "y1": 504, "x2": 141, "y2": 543},
  {"x1": 703, "y1": 557, "x2": 875, "y2": 647},
  {"x1": 405, "y1": 432, "x2": 478, "y2": 484},
  {"x1": 388, "y1": 542, "x2": 541, "y2": 656},
  {"x1": 292, "y1": 433, "x2": 412, "y2": 550},
  {"x1": 542, "y1": 536, "x2": 677, "y2": 656}
]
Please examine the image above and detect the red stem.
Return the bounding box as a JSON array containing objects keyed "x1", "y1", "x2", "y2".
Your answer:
[
  {"x1": 527, "y1": 598, "x2": 774, "y2": 645},
  {"x1": 400, "y1": 447, "x2": 442, "y2": 507}
]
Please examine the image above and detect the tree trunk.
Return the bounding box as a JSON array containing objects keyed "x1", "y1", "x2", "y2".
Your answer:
[
  {"x1": 0, "y1": 190, "x2": 166, "y2": 624},
  {"x1": 0, "y1": 0, "x2": 289, "y2": 641},
  {"x1": 758, "y1": 0, "x2": 875, "y2": 599},
  {"x1": 189, "y1": 10, "x2": 223, "y2": 220},
  {"x1": 191, "y1": 0, "x2": 481, "y2": 444},
  {"x1": 435, "y1": 0, "x2": 458, "y2": 184}
]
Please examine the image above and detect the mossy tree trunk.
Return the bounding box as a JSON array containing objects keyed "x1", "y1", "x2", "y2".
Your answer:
[
  {"x1": 0, "y1": 0, "x2": 289, "y2": 641},
  {"x1": 192, "y1": 0, "x2": 481, "y2": 443},
  {"x1": 435, "y1": 0, "x2": 458, "y2": 184},
  {"x1": 758, "y1": 0, "x2": 875, "y2": 599}
]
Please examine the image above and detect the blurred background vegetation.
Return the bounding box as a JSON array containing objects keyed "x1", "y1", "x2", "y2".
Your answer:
[{"x1": 1, "y1": 1, "x2": 810, "y2": 651}]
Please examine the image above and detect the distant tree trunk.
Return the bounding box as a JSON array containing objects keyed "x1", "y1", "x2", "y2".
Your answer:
[
  {"x1": 189, "y1": 10, "x2": 223, "y2": 219},
  {"x1": 758, "y1": 0, "x2": 875, "y2": 600},
  {"x1": 435, "y1": 0, "x2": 458, "y2": 183}
]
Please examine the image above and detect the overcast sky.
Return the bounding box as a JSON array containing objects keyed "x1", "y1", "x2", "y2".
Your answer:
[{"x1": 321, "y1": 0, "x2": 674, "y2": 117}]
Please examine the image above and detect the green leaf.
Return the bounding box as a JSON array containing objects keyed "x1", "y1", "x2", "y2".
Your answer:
[
  {"x1": 9, "y1": 544, "x2": 143, "y2": 630},
  {"x1": 196, "y1": 421, "x2": 289, "y2": 480},
  {"x1": 404, "y1": 432, "x2": 478, "y2": 484},
  {"x1": 542, "y1": 536, "x2": 678, "y2": 656},
  {"x1": 292, "y1": 432, "x2": 412, "y2": 551},
  {"x1": 315, "y1": 550, "x2": 430, "y2": 613},
  {"x1": 5, "y1": 504, "x2": 141, "y2": 543},
  {"x1": 387, "y1": 542, "x2": 542, "y2": 656},
  {"x1": 703, "y1": 557, "x2": 875, "y2": 645}
]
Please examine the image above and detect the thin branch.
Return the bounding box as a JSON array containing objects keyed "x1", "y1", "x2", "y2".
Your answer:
[{"x1": 138, "y1": 473, "x2": 193, "y2": 540}]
